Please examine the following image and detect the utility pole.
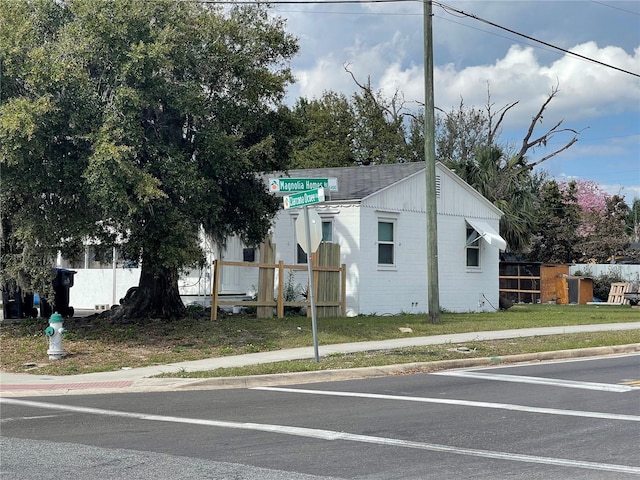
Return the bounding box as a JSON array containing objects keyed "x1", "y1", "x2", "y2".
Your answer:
[{"x1": 423, "y1": 0, "x2": 440, "y2": 323}]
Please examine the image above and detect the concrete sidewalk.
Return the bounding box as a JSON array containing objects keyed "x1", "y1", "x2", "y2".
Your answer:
[{"x1": 1, "y1": 322, "x2": 639, "y2": 397}]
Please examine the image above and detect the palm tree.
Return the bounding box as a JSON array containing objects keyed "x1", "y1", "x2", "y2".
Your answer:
[{"x1": 446, "y1": 146, "x2": 544, "y2": 254}]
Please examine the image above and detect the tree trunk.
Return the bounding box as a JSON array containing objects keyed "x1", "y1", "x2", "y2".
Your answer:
[{"x1": 113, "y1": 263, "x2": 186, "y2": 322}]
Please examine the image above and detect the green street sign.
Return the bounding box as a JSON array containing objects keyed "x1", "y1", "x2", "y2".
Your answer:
[
  {"x1": 269, "y1": 177, "x2": 338, "y2": 193},
  {"x1": 283, "y1": 188, "x2": 325, "y2": 209}
]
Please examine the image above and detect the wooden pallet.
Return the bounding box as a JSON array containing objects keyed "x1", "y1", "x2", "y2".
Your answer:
[{"x1": 607, "y1": 282, "x2": 633, "y2": 305}]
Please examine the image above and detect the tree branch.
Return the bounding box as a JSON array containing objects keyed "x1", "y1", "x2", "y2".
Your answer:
[
  {"x1": 343, "y1": 63, "x2": 406, "y2": 122},
  {"x1": 516, "y1": 136, "x2": 579, "y2": 174},
  {"x1": 484, "y1": 83, "x2": 519, "y2": 147},
  {"x1": 489, "y1": 101, "x2": 518, "y2": 147},
  {"x1": 512, "y1": 83, "x2": 560, "y2": 165}
]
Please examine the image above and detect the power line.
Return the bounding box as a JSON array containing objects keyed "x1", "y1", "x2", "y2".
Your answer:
[
  {"x1": 194, "y1": 0, "x2": 640, "y2": 78},
  {"x1": 271, "y1": 3, "x2": 631, "y2": 75},
  {"x1": 434, "y1": 14, "x2": 562, "y2": 60},
  {"x1": 590, "y1": 1, "x2": 640, "y2": 16},
  {"x1": 433, "y1": 1, "x2": 640, "y2": 78},
  {"x1": 433, "y1": 12, "x2": 636, "y2": 79}
]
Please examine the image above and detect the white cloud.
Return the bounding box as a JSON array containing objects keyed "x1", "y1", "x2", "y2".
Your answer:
[
  {"x1": 295, "y1": 55, "x2": 351, "y2": 100},
  {"x1": 601, "y1": 183, "x2": 640, "y2": 200},
  {"x1": 378, "y1": 62, "x2": 423, "y2": 104},
  {"x1": 432, "y1": 43, "x2": 640, "y2": 128},
  {"x1": 541, "y1": 43, "x2": 640, "y2": 116}
]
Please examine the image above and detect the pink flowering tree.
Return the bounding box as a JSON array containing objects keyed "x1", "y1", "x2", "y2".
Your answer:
[
  {"x1": 560, "y1": 180, "x2": 610, "y2": 237},
  {"x1": 570, "y1": 180, "x2": 609, "y2": 212},
  {"x1": 580, "y1": 194, "x2": 630, "y2": 262},
  {"x1": 559, "y1": 181, "x2": 630, "y2": 261}
]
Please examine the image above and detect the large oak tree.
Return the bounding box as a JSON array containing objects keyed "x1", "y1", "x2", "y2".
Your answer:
[{"x1": 1, "y1": 0, "x2": 299, "y2": 319}]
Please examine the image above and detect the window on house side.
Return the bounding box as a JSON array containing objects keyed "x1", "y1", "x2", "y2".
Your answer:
[
  {"x1": 322, "y1": 221, "x2": 333, "y2": 242},
  {"x1": 243, "y1": 248, "x2": 256, "y2": 262},
  {"x1": 297, "y1": 220, "x2": 333, "y2": 264},
  {"x1": 378, "y1": 221, "x2": 394, "y2": 265},
  {"x1": 466, "y1": 227, "x2": 481, "y2": 268}
]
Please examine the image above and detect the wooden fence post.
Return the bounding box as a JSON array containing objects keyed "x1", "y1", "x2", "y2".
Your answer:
[
  {"x1": 341, "y1": 263, "x2": 347, "y2": 317},
  {"x1": 277, "y1": 260, "x2": 285, "y2": 318}
]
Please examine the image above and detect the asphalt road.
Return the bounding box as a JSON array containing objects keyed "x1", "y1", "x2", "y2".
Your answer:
[{"x1": 1, "y1": 354, "x2": 639, "y2": 479}]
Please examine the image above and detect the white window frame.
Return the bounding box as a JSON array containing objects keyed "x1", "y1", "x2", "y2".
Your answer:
[
  {"x1": 377, "y1": 218, "x2": 396, "y2": 267},
  {"x1": 466, "y1": 226, "x2": 481, "y2": 270}
]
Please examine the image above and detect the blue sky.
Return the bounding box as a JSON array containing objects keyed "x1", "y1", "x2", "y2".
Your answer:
[{"x1": 271, "y1": 0, "x2": 640, "y2": 202}]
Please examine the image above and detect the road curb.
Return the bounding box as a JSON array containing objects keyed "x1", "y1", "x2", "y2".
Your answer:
[
  {"x1": 2, "y1": 344, "x2": 638, "y2": 397},
  {"x1": 172, "y1": 343, "x2": 640, "y2": 391}
]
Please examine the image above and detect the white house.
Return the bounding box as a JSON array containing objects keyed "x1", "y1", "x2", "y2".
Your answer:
[
  {"x1": 66, "y1": 161, "x2": 506, "y2": 315},
  {"x1": 257, "y1": 161, "x2": 506, "y2": 315}
]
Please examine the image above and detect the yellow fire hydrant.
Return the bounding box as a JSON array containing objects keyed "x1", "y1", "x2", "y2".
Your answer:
[{"x1": 44, "y1": 312, "x2": 67, "y2": 360}]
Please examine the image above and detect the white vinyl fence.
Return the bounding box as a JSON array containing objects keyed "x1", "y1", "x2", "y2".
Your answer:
[
  {"x1": 569, "y1": 264, "x2": 640, "y2": 283},
  {"x1": 70, "y1": 268, "x2": 141, "y2": 309},
  {"x1": 69, "y1": 267, "x2": 214, "y2": 310}
]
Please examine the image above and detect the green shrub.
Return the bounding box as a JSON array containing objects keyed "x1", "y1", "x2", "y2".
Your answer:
[{"x1": 592, "y1": 270, "x2": 626, "y2": 301}]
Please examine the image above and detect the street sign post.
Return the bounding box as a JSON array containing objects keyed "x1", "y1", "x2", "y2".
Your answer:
[
  {"x1": 277, "y1": 185, "x2": 329, "y2": 363},
  {"x1": 300, "y1": 204, "x2": 320, "y2": 362}
]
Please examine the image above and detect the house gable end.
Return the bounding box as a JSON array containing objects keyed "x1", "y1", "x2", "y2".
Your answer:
[
  {"x1": 361, "y1": 169, "x2": 427, "y2": 212},
  {"x1": 436, "y1": 163, "x2": 504, "y2": 220}
]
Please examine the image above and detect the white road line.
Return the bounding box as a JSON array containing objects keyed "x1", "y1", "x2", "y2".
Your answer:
[
  {"x1": 252, "y1": 386, "x2": 640, "y2": 422},
  {"x1": 1, "y1": 398, "x2": 638, "y2": 475},
  {"x1": 431, "y1": 371, "x2": 640, "y2": 392},
  {"x1": 0, "y1": 414, "x2": 70, "y2": 423}
]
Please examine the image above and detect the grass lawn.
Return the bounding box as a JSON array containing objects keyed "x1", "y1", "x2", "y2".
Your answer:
[{"x1": 1, "y1": 304, "x2": 638, "y2": 376}]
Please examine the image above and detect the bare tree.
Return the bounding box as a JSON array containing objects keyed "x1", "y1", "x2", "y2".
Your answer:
[
  {"x1": 439, "y1": 81, "x2": 582, "y2": 171},
  {"x1": 484, "y1": 83, "x2": 518, "y2": 149},
  {"x1": 509, "y1": 83, "x2": 583, "y2": 171},
  {"x1": 343, "y1": 64, "x2": 413, "y2": 164},
  {"x1": 432, "y1": 82, "x2": 583, "y2": 254},
  {"x1": 344, "y1": 64, "x2": 417, "y2": 124}
]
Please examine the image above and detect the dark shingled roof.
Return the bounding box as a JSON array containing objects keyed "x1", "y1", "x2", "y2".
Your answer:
[{"x1": 269, "y1": 162, "x2": 426, "y2": 201}]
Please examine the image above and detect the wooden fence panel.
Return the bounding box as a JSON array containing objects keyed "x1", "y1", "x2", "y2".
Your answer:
[
  {"x1": 257, "y1": 236, "x2": 275, "y2": 318},
  {"x1": 210, "y1": 242, "x2": 345, "y2": 320},
  {"x1": 315, "y1": 243, "x2": 341, "y2": 318}
]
